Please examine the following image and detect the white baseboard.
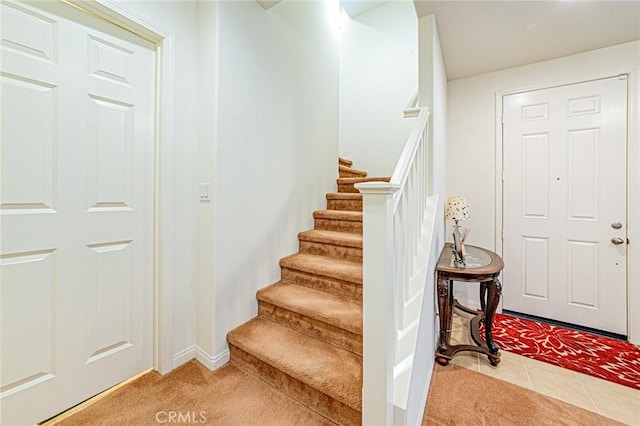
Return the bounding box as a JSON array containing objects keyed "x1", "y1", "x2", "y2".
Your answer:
[
  {"x1": 172, "y1": 345, "x2": 197, "y2": 369},
  {"x1": 195, "y1": 346, "x2": 230, "y2": 371},
  {"x1": 172, "y1": 345, "x2": 230, "y2": 371}
]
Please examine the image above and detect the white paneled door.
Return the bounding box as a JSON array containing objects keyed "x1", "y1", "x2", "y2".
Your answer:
[
  {"x1": 502, "y1": 77, "x2": 628, "y2": 335},
  {"x1": 1, "y1": 2, "x2": 155, "y2": 424}
]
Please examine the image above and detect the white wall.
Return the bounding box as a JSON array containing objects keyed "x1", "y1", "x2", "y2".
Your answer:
[
  {"x1": 447, "y1": 41, "x2": 640, "y2": 342},
  {"x1": 197, "y1": 0, "x2": 340, "y2": 362},
  {"x1": 410, "y1": 13, "x2": 447, "y2": 423},
  {"x1": 123, "y1": 1, "x2": 200, "y2": 366},
  {"x1": 339, "y1": 1, "x2": 417, "y2": 177}
]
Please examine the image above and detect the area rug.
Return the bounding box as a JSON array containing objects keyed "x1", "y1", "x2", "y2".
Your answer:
[{"x1": 482, "y1": 313, "x2": 640, "y2": 390}]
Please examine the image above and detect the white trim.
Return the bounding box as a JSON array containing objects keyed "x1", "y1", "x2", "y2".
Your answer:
[
  {"x1": 403, "y1": 90, "x2": 420, "y2": 118},
  {"x1": 172, "y1": 346, "x2": 230, "y2": 371},
  {"x1": 195, "y1": 347, "x2": 230, "y2": 371},
  {"x1": 68, "y1": 0, "x2": 165, "y2": 43},
  {"x1": 494, "y1": 93, "x2": 503, "y2": 257},
  {"x1": 495, "y1": 70, "x2": 640, "y2": 343},
  {"x1": 172, "y1": 345, "x2": 197, "y2": 369},
  {"x1": 626, "y1": 67, "x2": 640, "y2": 345},
  {"x1": 71, "y1": 0, "x2": 177, "y2": 374},
  {"x1": 256, "y1": 0, "x2": 283, "y2": 10},
  {"x1": 154, "y1": 34, "x2": 176, "y2": 375}
]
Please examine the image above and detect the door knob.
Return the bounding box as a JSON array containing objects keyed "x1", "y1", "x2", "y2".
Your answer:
[
  {"x1": 611, "y1": 222, "x2": 623, "y2": 229},
  {"x1": 611, "y1": 237, "x2": 624, "y2": 245}
]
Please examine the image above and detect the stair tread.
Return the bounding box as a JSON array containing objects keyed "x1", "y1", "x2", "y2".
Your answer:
[
  {"x1": 228, "y1": 317, "x2": 362, "y2": 410},
  {"x1": 339, "y1": 165, "x2": 367, "y2": 177},
  {"x1": 337, "y1": 176, "x2": 391, "y2": 184},
  {"x1": 313, "y1": 210, "x2": 362, "y2": 221},
  {"x1": 298, "y1": 230, "x2": 362, "y2": 248},
  {"x1": 326, "y1": 192, "x2": 362, "y2": 200},
  {"x1": 338, "y1": 157, "x2": 353, "y2": 167},
  {"x1": 258, "y1": 282, "x2": 362, "y2": 334},
  {"x1": 280, "y1": 253, "x2": 362, "y2": 284}
]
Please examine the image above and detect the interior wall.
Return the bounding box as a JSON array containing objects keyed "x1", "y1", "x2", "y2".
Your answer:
[
  {"x1": 447, "y1": 41, "x2": 640, "y2": 342},
  {"x1": 195, "y1": 0, "x2": 218, "y2": 367},
  {"x1": 197, "y1": 0, "x2": 340, "y2": 361},
  {"x1": 122, "y1": 1, "x2": 200, "y2": 366},
  {"x1": 413, "y1": 13, "x2": 447, "y2": 423},
  {"x1": 339, "y1": 1, "x2": 418, "y2": 176}
]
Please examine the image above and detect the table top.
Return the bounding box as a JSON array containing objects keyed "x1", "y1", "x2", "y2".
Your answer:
[{"x1": 436, "y1": 243, "x2": 504, "y2": 277}]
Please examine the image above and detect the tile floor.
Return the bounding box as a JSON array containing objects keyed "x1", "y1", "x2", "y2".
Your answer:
[{"x1": 448, "y1": 311, "x2": 640, "y2": 425}]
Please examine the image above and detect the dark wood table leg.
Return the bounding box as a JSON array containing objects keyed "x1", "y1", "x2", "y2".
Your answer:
[
  {"x1": 436, "y1": 272, "x2": 451, "y2": 365},
  {"x1": 479, "y1": 281, "x2": 487, "y2": 313},
  {"x1": 483, "y1": 278, "x2": 502, "y2": 366}
]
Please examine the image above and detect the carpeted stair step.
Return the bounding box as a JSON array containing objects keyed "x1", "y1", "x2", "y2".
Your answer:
[
  {"x1": 337, "y1": 176, "x2": 391, "y2": 193},
  {"x1": 257, "y1": 282, "x2": 362, "y2": 354},
  {"x1": 326, "y1": 192, "x2": 362, "y2": 212},
  {"x1": 279, "y1": 253, "x2": 362, "y2": 301},
  {"x1": 339, "y1": 164, "x2": 367, "y2": 178},
  {"x1": 298, "y1": 229, "x2": 362, "y2": 263},
  {"x1": 227, "y1": 318, "x2": 362, "y2": 425},
  {"x1": 338, "y1": 157, "x2": 353, "y2": 167},
  {"x1": 313, "y1": 210, "x2": 362, "y2": 234}
]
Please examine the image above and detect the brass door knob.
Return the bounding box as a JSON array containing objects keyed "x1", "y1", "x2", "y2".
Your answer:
[{"x1": 611, "y1": 237, "x2": 625, "y2": 245}]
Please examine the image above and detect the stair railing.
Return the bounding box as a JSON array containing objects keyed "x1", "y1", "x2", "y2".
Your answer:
[{"x1": 356, "y1": 106, "x2": 438, "y2": 425}]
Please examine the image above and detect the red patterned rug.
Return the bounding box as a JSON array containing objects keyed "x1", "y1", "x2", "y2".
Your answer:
[{"x1": 482, "y1": 313, "x2": 640, "y2": 390}]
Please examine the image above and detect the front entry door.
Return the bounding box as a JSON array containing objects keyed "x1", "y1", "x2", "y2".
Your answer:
[
  {"x1": 502, "y1": 76, "x2": 628, "y2": 335},
  {"x1": 1, "y1": 2, "x2": 155, "y2": 424}
]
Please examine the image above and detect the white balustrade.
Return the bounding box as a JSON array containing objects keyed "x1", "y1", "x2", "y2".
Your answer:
[{"x1": 356, "y1": 106, "x2": 438, "y2": 425}]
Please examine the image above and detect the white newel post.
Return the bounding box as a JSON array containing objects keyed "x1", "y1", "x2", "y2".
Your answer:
[{"x1": 356, "y1": 182, "x2": 400, "y2": 426}]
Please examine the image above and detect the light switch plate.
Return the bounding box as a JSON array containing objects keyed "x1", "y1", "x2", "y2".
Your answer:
[{"x1": 200, "y1": 183, "x2": 211, "y2": 201}]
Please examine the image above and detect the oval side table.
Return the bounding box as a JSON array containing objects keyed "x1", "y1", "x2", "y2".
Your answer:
[{"x1": 435, "y1": 243, "x2": 504, "y2": 366}]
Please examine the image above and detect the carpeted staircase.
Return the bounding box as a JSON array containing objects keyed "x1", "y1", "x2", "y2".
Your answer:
[{"x1": 226, "y1": 158, "x2": 390, "y2": 425}]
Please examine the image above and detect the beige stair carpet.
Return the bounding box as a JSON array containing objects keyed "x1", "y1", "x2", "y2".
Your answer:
[{"x1": 226, "y1": 158, "x2": 390, "y2": 425}]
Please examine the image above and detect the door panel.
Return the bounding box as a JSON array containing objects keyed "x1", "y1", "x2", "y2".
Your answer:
[
  {"x1": 0, "y1": 1, "x2": 155, "y2": 424},
  {"x1": 502, "y1": 77, "x2": 627, "y2": 335}
]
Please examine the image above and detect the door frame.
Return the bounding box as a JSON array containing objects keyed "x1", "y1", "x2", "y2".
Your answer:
[
  {"x1": 66, "y1": 0, "x2": 177, "y2": 374},
  {"x1": 494, "y1": 70, "x2": 640, "y2": 344}
]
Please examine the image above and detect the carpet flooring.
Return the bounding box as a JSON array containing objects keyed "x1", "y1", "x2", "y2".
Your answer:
[
  {"x1": 423, "y1": 364, "x2": 622, "y2": 426},
  {"x1": 482, "y1": 313, "x2": 640, "y2": 390},
  {"x1": 55, "y1": 359, "x2": 620, "y2": 426},
  {"x1": 57, "y1": 361, "x2": 332, "y2": 426}
]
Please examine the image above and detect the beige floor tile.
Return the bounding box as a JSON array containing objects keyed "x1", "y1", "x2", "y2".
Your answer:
[
  {"x1": 449, "y1": 330, "x2": 473, "y2": 346},
  {"x1": 453, "y1": 309, "x2": 476, "y2": 321},
  {"x1": 445, "y1": 312, "x2": 637, "y2": 424},
  {"x1": 522, "y1": 356, "x2": 580, "y2": 379},
  {"x1": 586, "y1": 384, "x2": 640, "y2": 425},
  {"x1": 478, "y1": 352, "x2": 532, "y2": 390},
  {"x1": 575, "y1": 373, "x2": 640, "y2": 425},
  {"x1": 527, "y1": 368, "x2": 599, "y2": 413},
  {"x1": 575, "y1": 369, "x2": 639, "y2": 396},
  {"x1": 450, "y1": 352, "x2": 480, "y2": 371},
  {"x1": 496, "y1": 348, "x2": 520, "y2": 360}
]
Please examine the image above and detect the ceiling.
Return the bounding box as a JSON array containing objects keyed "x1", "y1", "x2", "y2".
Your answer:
[{"x1": 413, "y1": 0, "x2": 640, "y2": 80}]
